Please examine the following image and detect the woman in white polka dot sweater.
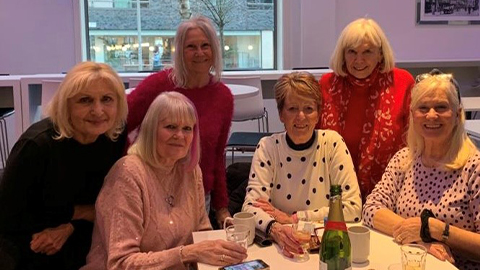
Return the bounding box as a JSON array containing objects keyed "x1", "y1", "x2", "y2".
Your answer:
[
  {"x1": 242, "y1": 72, "x2": 362, "y2": 258},
  {"x1": 363, "y1": 70, "x2": 480, "y2": 270}
]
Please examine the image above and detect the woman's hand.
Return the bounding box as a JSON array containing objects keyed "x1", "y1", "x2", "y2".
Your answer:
[
  {"x1": 270, "y1": 223, "x2": 303, "y2": 258},
  {"x1": 254, "y1": 198, "x2": 292, "y2": 224},
  {"x1": 420, "y1": 242, "x2": 455, "y2": 264},
  {"x1": 183, "y1": 239, "x2": 247, "y2": 266},
  {"x1": 73, "y1": 204, "x2": 95, "y2": 222},
  {"x1": 215, "y1": 207, "x2": 232, "y2": 228},
  {"x1": 392, "y1": 217, "x2": 422, "y2": 244},
  {"x1": 30, "y1": 223, "x2": 74, "y2": 255}
]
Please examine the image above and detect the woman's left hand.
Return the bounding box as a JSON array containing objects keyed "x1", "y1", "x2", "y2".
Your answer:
[
  {"x1": 215, "y1": 207, "x2": 231, "y2": 228},
  {"x1": 254, "y1": 198, "x2": 292, "y2": 224},
  {"x1": 392, "y1": 217, "x2": 422, "y2": 244},
  {"x1": 30, "y1": 223, "x2": 74, "y2": 255}
]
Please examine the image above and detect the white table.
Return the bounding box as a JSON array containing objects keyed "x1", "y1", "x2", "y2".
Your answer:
[
  {"x1": 462, "y1": 97, "x2": 480, "y2": 112},
  {"x1": 226, "y1": 84, "x2": 259, "y2": 99},
  {"x1": 466, "y1": 119, "x2": 480, "y2": 139},
  {"x1": 193, "y1": 226, "x2": 458, "y2": 270}
]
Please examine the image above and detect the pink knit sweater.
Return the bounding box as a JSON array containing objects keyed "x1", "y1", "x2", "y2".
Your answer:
[{"x1": 82, "y1": 155, "x2": 212, "y2": 270}]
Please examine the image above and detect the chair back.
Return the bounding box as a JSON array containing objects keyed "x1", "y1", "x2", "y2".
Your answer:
[
  {"x1": 41, "y1": 80, "x2": 62, "y2": 118},
  {"x1": 129, "y1": 77, "x2": 144, "y2": 88},
  {"x1": 221, "y1": 76, "x2": 265, "y2": 122}
]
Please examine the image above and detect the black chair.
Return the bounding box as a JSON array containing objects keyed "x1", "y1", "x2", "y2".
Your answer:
[
  {"x1": 0, "y1": 108, "x2": 14, "y2": 168},
  {"x1": 226, "y1": 131, "x2": 272, "y2": 163}
]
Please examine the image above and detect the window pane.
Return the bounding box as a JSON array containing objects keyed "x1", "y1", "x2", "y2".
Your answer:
[{"x1": 86, "y1": 0, "x2": 275, "y2": 72}]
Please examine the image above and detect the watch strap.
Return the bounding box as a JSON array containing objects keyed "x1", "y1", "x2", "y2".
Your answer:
[{"x1": 442, "y1": 223, "x2": 450, "y2": 242}]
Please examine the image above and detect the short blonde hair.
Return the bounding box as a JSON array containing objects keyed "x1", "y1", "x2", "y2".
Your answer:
[
  {"x1": 274, "y1": 71, "x2": 321, "y2": 114},
  {"x1": 406, "y1": 74, "x2": 476, "y2": 170},
  {"x1": 170, "y1": 15, "x2": 222, "y2": 88},
  {"x1": 330, "y1": 18, "x2": 395, "y2": 77},
  {"x1": 128, "y1": 91, "x2": 200, "y2": 171},
  {"x1": 46, "y1": 61, "x2": 127, "y2": 141}
]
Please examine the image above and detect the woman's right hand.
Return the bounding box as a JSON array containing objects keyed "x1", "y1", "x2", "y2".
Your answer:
[
  {"x1": 184, "y1": 239, "x2": 247, "y2": 266},
  {"x1": 270, "y1": 223, "x2": 303, "y2": 258}
]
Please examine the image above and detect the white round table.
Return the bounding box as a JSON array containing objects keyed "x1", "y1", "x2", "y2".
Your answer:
[{"x1": 226, "y1": 84, "x2": 259, "y2": 99}]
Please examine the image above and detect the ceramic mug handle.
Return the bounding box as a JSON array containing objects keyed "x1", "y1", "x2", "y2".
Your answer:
[{"x1": 223, "y1": 217, "x2": 234, "y2": 229}]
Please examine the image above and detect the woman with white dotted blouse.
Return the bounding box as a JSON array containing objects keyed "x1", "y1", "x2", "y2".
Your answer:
[
  {"x1": 242, "y1": 72, "x2": 362, "y2": 258},
  {"x1": 363, "y1": 70, "x2": 480, "y2": 270}
]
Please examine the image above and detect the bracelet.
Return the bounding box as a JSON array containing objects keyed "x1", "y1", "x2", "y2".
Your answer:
[
  {"x1": 420, "y1": 209, "x2": 435, "y2": 243},
  {"x1": 266, "y1": 221, "x2": 277, "y2": 237},
  {"x1": 442, "y1": 223, "x2": 450, "y2": 242},
  {"x1": 179, "y1": 245, "x2": 186, "y2": 262}
]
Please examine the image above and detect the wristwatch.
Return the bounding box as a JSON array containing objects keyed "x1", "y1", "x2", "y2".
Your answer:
[
  {"x1": 420, "y1": 209, "x2": 435, "y2": 243},
  {"x1": 442, "y1": 223, "x2": 450, "y2": 242}
]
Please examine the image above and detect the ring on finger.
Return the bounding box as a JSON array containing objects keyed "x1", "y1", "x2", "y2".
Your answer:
[{"x1": 220, "y1": 254, "x2": 225, "y2": 262}]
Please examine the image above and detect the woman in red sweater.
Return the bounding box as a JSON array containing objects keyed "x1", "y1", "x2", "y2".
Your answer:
[
  {"x1": 317, "y1": 18, "x2": 415, "y2": 200},
  {"x1": 127, "y1": 16, "x2": 233, "y2": 227}
]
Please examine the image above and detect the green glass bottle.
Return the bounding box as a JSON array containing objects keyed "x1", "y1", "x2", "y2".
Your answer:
[{"x1": 319, "y1": 185, "x2": 352, "y2": 270}]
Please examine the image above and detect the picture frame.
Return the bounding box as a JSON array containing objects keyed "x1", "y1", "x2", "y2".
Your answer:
[{"x1": 416, "y1": 0, "x2": 480, "y2": 25}]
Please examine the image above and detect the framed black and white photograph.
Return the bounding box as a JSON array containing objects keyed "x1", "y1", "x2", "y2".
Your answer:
[{"x1": 416, "y1": 0, "x2": 480, "y2": 25}]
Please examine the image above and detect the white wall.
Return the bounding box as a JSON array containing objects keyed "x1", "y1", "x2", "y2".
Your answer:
[
  {"x1": 283, "y1": 0, "x2": 480, "y2": 69},
  {"x1": 0, "y1": 0, "x2": 80, "y2": 75}
]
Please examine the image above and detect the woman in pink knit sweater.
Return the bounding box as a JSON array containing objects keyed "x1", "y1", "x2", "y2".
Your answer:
[{"x1": 82, "y1": 92, "x2": 246, "y2": 270}]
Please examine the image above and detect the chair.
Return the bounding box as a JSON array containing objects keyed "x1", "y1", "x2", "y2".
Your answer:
[
  {"x1": 41, "y1": 80, "x2": 62, "y2": 118},
  {"x1": 0, "y1": 108, "x2": 14, "y2": 168},
  {"x1": 221, "y1": 76, "x2": 271, "y2": 162},
  {"x1": 128, "y1": 78, "x2": 144, "y2": 89}
]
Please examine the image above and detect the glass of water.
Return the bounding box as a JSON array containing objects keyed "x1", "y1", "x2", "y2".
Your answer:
[{"x1": 225, "y1": 224, "x2": 249, "y2": 249}]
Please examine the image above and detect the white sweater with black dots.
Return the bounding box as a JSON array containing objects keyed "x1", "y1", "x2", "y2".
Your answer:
[{"x1": 242, "y1": 130, "x2": 362, "y2": 233}]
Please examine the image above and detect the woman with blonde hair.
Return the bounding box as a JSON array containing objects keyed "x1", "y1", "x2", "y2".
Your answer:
[
  {"x1": 363, "y1": 70, "x2": 480, "y2": 269},
  {"x1": 0, "y1": 61, "x2": 127, "y2": 270},
  {"x1": 82, "y1": 92, "x2": 246, "y2": 269},
  {"x1": 317, "y1": 18, "x2": 415, "y2": 200},
  {"x1": 127, "y1": 15, "x2": 233, "y2": 227}
]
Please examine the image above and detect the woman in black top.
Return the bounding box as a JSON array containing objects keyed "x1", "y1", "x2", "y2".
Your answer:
[{"x1": 0, "y1": 61, "x2": 128, "y2": 270}]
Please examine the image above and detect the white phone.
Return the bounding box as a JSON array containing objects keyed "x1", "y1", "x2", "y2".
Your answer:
[{"x1": 218, "y1": 259, "x2": 270, "y2": 270}]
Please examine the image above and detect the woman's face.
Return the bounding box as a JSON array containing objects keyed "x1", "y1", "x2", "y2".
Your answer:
[
  {"x1": 183, "y1": 28, "x2": 213, "y2": 76},
  {"x1": 344, "y1": 42, "x2": 383, "y2": 79},
  {"x1": 279, "y1": 92, "x2": 319, "y2": 144},
  {"x1": 412, "y1": 90, "x2": 458, "y2": 146},
  {"x1": 156, "y1": 119, "x2": 194, "y2": 167},
  {"x1": 68, "y1": 79, "x2": 118, "y2": 144}
]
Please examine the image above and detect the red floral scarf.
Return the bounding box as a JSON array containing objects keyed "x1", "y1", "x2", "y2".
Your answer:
[{"x1": 321, "y1": 66, "x2": 398, "y2": 197}]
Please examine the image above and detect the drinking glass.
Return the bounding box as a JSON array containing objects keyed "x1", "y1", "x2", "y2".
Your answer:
[
  {"x1": 225, "y1": 224, "x2": 249, "y2": 249},
  {"x1": 292, "y1": 221, "x2": 313, "y2": 262},
  {"x1": 401, "y1": 244, "x2": 427, "y2": 270}
]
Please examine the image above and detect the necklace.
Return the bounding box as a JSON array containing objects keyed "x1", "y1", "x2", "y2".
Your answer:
[{"x1": 165, "y1": 195, "x2": 175, "y2": 207}]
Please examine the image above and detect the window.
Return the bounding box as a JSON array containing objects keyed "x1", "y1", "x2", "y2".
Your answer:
[
  {"x1": 85, "y1": 0, "x2": 276, "y2": 72},
  {"x1": 87, "y1": 0, "x2": 150, "y2": 9}
]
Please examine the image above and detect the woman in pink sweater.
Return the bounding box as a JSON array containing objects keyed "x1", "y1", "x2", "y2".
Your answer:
[
  {"x1": 82, "y1": 92, "x2": 246, "y2": 270},
  {"x1": 127, "y1": 15, "x2": 233, "y2": 227}
]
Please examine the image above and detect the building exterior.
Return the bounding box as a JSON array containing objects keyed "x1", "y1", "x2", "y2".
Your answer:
[{"x1": 87, "y1": 0, "x2": 275, "y2": 72}]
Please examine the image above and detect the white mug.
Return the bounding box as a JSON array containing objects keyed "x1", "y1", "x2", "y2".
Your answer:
[
  {"x1": 224, "y1": 212, "x2": 255, "y2": 246},
  {"x1": 348, "y1": 225, "x2": 370, "y2": 263}
]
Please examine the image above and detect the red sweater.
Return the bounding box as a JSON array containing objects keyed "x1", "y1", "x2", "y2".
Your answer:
[
  {"x1": 317, "y1": 68, "x2": 414, "y2": 198},
  {"x1": 127, "y1": 69, "x2": 233, "y2": 209}
]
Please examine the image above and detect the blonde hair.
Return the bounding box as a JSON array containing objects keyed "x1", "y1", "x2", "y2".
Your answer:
[
  {"x1": 46, "y1": 61, "x2": 127, "y2": 141},
  {"x1": 170, "y1": 15, "x2": 222, "y2": 88},
  {"x1": 274, "y1": 71, "x2": 321, "y2": 113},
  {"x1": 406, "y1": 74, "x2": 476, "y2": 170},
  {"x1": 330, "y1": 18, "x2": 395, "y2": 77},
  {"x1": 128, "y1": 91, "x2": 200, "y2": 171}
]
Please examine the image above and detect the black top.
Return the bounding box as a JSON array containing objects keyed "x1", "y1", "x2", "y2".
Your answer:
[{"x1": 0, "y1": 118, "x2": 125, "y2": 269}]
